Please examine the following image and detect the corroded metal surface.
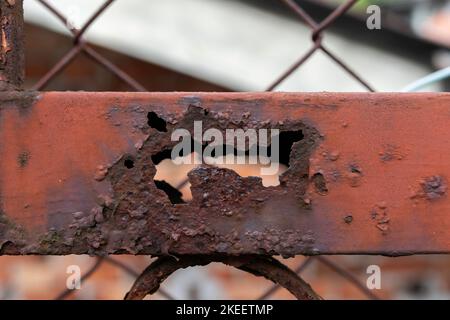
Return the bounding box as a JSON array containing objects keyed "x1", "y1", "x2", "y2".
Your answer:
[
  {"x1": 1, "y1": 92, "x2": 450, "y2": 256},
  {"x1": 0, "y1": 0, "x2": 24, "y2": 90}
]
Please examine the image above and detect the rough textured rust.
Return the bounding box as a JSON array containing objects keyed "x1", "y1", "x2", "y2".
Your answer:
[
  {"x1": 1, "y1": 92, "x2": 450, "y2": 256},
  {"x1": 0, "y1": 0, "x2": 24, "y2": 90},
  {"x1": 124, "y1": 255, "x2": 321, "y2": 300}
]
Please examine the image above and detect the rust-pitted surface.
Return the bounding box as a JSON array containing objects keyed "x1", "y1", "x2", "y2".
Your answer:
[
  {"x1": 1, "y1": 92, "x2": 450, "y2": 256},
  {"x1": 0, "y1": 0, "x2": 24, "y2": 90}
]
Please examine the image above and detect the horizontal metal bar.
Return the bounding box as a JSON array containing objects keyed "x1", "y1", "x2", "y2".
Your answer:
[{"x1": 0, "y1": 92, "x2": 450, "y2": 256}]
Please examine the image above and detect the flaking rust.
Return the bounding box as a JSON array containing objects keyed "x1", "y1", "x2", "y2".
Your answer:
[
  {"x1": 0, "y1": 0, "x2": 24, "y2": 90},
  {"x1": 96, "y1": 102, "x2": 321, "y2": 258},
  {"x1": 1, "y1": 92, "x2": 450, "y2": 256}
]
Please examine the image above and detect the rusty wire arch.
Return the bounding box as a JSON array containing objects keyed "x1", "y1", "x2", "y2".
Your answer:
[{"x1": 124, "y1": 256, "x2": 322, "y2": 300}]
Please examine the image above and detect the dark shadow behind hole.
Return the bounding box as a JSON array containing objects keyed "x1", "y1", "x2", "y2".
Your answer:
[
  {"x1": 151, "y1": 149, "x2": 173, "y2": 165},
  {"x1": 124, "y1": 158, "x2": 135, "y2": 169},
  {"x1": 147, "y1": 112, "x2": 168, "y2": 132},
  {"x1": 154, "y1": 180, "x2": 185, "y2": 204},
  {"x1": 279, "y1": 130, "x2": 305, "y2": 166}
]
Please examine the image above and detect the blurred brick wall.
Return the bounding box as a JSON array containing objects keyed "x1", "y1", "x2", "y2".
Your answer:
[{"x1": 1, "y1": 255, "x2": 450, "y2": 299}]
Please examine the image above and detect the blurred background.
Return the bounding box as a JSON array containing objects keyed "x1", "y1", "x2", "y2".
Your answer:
[{"x1": 1, "y1": 0, "x2": 450, "y2": 299}]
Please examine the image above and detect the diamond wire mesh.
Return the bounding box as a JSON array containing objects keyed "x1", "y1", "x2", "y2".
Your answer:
[{"x1": 27, "y1": 0, "x2": 378, "y2": 300}]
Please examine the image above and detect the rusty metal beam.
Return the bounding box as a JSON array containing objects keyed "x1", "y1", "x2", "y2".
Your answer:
[{"x1": 1, "y1": 92, "x2": 450, "y2": 256}]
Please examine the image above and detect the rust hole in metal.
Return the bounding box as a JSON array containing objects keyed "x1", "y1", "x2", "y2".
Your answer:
[
  {"x1": 153, "y1": 129, "x2": 305, "y2": 202},
  {"x1": 154, "y1": 180, "x2": 185, "y2": 204},
  {"x1": 279, "y1": 130, "x2": 304, "y2": 166},
  {"x1": 151, "y1": 148, "x2": 190, "y2": 204},
  {"x1": 147, "y1": 112, "x2": 167, "y2": 132},
  {"x1": 151, "y1": 148, "x2": 173, "y2": 165},
  {"x1": 124, "y1": 158, "x2": 135, "y2": 169}
]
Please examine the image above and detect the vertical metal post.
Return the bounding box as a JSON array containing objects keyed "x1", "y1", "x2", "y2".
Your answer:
[{"x1": 0, "y1": 0, "x2": 24, "y2": 90}]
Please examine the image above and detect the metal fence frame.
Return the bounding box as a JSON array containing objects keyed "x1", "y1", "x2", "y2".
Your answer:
[{"x1": 0, "y1": 0, "x2": 447, "y2": 300}]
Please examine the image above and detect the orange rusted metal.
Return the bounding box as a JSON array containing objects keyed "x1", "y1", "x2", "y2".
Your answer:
[{"x1": 1, "y1": 91, "x2": 450, "y2": 256}]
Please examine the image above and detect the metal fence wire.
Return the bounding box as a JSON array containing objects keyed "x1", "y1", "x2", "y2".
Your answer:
[
  {"x1": 5, "y1": 0, "x2": 423, "y2": 299},
  {"x1": 33, "y1": 0, "x2": 376, "y2": 93}
]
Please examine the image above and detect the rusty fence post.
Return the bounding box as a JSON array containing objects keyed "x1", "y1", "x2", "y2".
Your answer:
[{"x1": 0, "y1": 0, "x2": 24, "y2": 91}]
